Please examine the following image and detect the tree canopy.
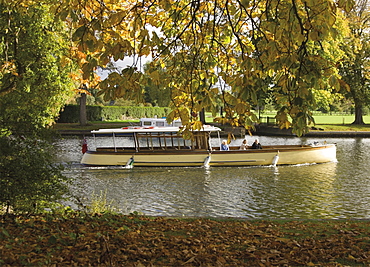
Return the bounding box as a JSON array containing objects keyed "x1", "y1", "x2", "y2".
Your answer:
[
  {"x1": 1, "y1": 0, "x2": 355, "y2": 137},
  {"x1": 0, "y1": 1, "x2": 76, "y2": 136},
  {"x1": 53, "y1": 0, "x2": 354, "y2": 136},
  {"x1": 0, "y1": 1, "x2": 75, "y2": 212},
  {"x1": 339, "y1": 0, "x2": 370, "y2": 124}
]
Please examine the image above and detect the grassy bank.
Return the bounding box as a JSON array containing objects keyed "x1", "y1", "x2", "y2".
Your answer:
[
  {"x1": 312, "y1": 124, "x2": 370, "y2": 131},
  {"x1": 313, "y1": 114, "x2": 370, "y2": 125},
  {"x1": 52, "y1": 119, "x2": 370, "y2": 132},
  {"x1": 1, "y1": 213, "x2": 370, "y2": 266},
  {"x1": 52, "y1": 121, "x2": 139, "y2": 131}
]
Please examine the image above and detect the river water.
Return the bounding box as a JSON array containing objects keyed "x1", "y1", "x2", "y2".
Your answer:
[{"x1": 55, "y1": 135, "x2": 370, "y2": 219}]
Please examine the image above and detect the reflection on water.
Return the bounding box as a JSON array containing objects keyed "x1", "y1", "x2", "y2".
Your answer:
[{"x1": 56, "y1": 136, "x2": 370, "y2": 219}]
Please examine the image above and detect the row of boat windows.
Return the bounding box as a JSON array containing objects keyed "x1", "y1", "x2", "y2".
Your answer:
[{"x1": 95, "y1": 132, "x2": 212, "y2": 151}]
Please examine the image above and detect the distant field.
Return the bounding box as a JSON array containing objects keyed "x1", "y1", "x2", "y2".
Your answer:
[
  {"x1": 257, "y1": 112, "x2": 370, "y2": 125},
  {"x1": 242, "y1": 113, "x2": 370, "y2": 131},
  {"x1": 312, "y1": 114, "x2": 370, "y2": 124}
]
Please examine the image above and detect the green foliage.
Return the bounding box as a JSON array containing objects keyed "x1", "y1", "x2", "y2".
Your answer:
[
  {"x1": 56, "y1": 0, "x2": 355, "y2": 135},
  {"x1": 312, "y1": 89, "x2": 345, "y2": 113},
  {"x1": 1, "y1": 1, "x2": 359, "y2": 138},
  {"x1": 0, "y1": 2, "x2": 76, "y2": 136},
  {"x1": 88, "y1": 190, "x2": 119, "y2": 214},
  {"x1": 143, "y1": 62, "x2": 172, "y2": 107},
  {"x1": 0, "y1": 2, "x2": 75, "y2": 214},
  {"x1": 0, "y1": 136, "x2": 70, "y2": 213},
  {"x1": 58, "y1": 105, "x2": 81, "y2": 123},
  {"x1": 58, "y1": 105, "x2": 172, "y2": 122},
  {"x1": 338, "y1": 1, "x2": 370, "y2": 124}
]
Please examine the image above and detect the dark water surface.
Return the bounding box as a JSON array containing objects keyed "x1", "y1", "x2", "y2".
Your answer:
[{"x1": 55, "y1": 136, "x2": 370, "y2": 219}]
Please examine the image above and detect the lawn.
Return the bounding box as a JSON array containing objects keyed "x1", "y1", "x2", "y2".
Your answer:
[
  {"x1": 307, "y1": 114, "x2": 370, "y2": 131},
  {"x1": 312, "y1": 114, "x2": 370, "y2": 124},
  {"x1": 259, "y1": 113, "x2": 370, "y2": 131}
]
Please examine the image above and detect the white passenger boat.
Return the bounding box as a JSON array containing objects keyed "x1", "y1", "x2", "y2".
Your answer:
[{"x1": 80, "y1": 119, "x2": 337, "y2": 168}]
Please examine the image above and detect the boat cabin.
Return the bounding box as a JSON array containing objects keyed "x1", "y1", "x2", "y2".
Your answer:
[
  {"x1": 140, "y1": 117, "x2": 182, "y2": 127},
  {"x1": 91, "y1": 120, "x2": 221, "y2": 152}
]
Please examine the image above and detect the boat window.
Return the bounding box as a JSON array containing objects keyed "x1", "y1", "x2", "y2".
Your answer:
[
  {"x1": 134, "y1": 131, "x2": 211, "y2": 151},
  {"x1": 93, "y1": 129, "x2": 213, "y2": 152},
  {"x1": 94, "y1": 134, "x2": 136, "y2": 151},
  {"x1": 142, "y1": 121, "x2": 152, "y2": 126}
]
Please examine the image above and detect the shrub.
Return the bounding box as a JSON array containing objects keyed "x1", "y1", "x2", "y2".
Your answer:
[
  {"x1": 58, "y1": 105, "x2": 172, "y2": 122},
  {"x1": 0, "y1": 136, "x2": 70, "y2": 213}
]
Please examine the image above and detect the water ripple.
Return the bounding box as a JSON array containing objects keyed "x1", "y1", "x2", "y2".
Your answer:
[{"x1": 58, "y1": 136, "x2": 370, "y2": 219}]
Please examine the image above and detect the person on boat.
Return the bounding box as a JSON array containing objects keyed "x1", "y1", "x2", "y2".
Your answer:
[
  {"x1": 220, "y1": 140, "x2": 229, "y2": 151},
  {"x1": 239, "y1": 139, "x2": 248, "y2": 150},
  {"x1": 82, "y1": 137, "x2": 88, "y2": 154},
  {"x1": 251, "y1": 139, "x2": 262, "y2": 149}
]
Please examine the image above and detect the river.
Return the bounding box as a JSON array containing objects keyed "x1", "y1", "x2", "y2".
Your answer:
[{"x1": 55, "y1": 135, "x2": 370, "y2": 219}]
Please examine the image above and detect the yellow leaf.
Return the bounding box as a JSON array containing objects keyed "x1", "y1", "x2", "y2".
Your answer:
[
  {"x1": 150, "y1": 70, "x2": 160, "y2": 83},
  {"x1": 139, "y1": 29, "x2": 149, "y2": 39},
  {"x1": 329, "y1": 75, "x2": 340, "y2": 91},
  {"x1": 139, "y1": 46, "x2": 151, "y2": 56},
  {"x1": 235, "y1": 103, "x2": 247, "y2": 114},
  {"x1": 240, "y1": 0, "x2": 250, "y2": 7},
  {"x1": 309, "y1": 30, "x2": 320, "y2": 41},
  {"x1": 290, "y1": 106, "x2": 300, "y2": 116},
  {"x1": 193, "y1": 121, "x2": 203, "y2": 130},
  {"x1": 348, "y1": 255, "x2": 356, "y2": 260},
  {"x1": 284, "y1": 121, "x2": 291, "y2": 129}
]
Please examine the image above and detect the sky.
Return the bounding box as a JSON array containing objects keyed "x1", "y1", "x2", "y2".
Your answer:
[{"x1": 98, "y1": 56, "x2": 152, "y2": 80}]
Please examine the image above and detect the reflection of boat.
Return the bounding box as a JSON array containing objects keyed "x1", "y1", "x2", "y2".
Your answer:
[{"x1": 81, "y1": 119, "x2": 337, "y2": 168}]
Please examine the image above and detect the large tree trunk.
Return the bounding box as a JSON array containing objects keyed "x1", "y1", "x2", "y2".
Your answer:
[
  {"x1": 352, "y1": 101, "x2": 365, "y2": 125},
  {"x1": 199, "y1": 108, "x2": 206, "y2": 124},
  {"x1": 79, "y1": 92, "x2": 87, "y2": 126}
]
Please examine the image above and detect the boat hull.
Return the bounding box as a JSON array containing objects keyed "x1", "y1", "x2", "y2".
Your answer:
[{"x1": 81, "y1": 144, "x2": 337, "y2": 167}]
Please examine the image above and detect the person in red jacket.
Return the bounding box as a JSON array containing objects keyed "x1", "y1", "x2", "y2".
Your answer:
[{"x1": 82, "y1": 138, "x2": 88, "y2": 154}]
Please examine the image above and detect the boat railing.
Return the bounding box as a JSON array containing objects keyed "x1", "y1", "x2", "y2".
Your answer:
[
  {"x1": 95, "y1": 145, "x2": 317, "y2": 153},
  {"x1": 211, "y1": 145, "x2": 312, "y2": 151},
  {"x1": 96, "y1": 147, "x2": 137, "y2": 152},
  {"x1": 96, "y1": 146, "x2": 209, "y2": 152}
]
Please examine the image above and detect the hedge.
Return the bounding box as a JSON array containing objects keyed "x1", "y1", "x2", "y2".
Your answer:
[{"x1": 58, "y1": 105, "x2": 172, "y2": 123}]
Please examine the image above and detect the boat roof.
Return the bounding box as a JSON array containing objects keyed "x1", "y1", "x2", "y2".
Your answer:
[{"x1": 91, "y1": 125, "x2": 221, "y2": 134}]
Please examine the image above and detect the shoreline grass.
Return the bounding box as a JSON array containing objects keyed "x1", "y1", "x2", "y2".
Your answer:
[
  {"x1": 52, "y1": 117, "x2": 370, "y2": 132},
  {"x1": 312, "y1": 124, "x2": 370, "y2": 131}
]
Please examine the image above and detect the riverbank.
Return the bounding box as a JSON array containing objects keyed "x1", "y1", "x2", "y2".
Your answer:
[
  {"x1": 52, "y1": 122, "x2": 370, "y2": 137},
  {"x1": 1, "y1": 213, "x2": 370, "y2": 266},
  {"x1": 255, "y1": 124, "x2": 370, "y2": 137}
]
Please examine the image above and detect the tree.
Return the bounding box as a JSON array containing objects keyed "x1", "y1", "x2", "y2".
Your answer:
[
  {"x1": 0, "y1": 1, "x2": 76, "y2": 212},
  {"x1": 56, "y1": 0, "x2": 354, "y2": 136},
  {"x1": 311, "y1": 89, "x2": 345, "y2": 113},
  {"x1": 79, "y1": 92, "x2": 88, "y2": 126},
  {"x1": 142, "y1": 62, "x2": 171, "y2": 107},
  {"x1": 339, "y1": 0, "x2": 370, "y2": 124},
  {"x1": 0, "y1": 1, "x2": 76, "y2": 135}
]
